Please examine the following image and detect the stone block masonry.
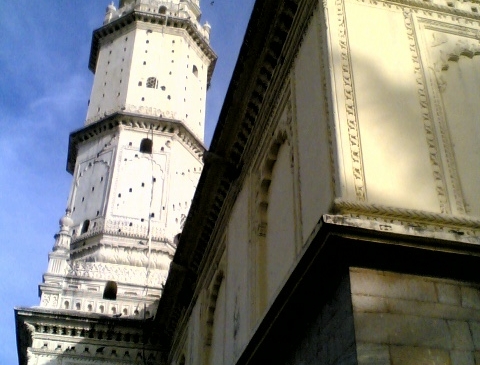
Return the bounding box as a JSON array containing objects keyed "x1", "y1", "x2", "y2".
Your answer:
[{"x1": 351, "y1": 268, "x2": 480, "y2": 365}]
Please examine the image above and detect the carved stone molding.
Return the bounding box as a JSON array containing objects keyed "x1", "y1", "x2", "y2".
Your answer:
[
  {"x1": 422, "y1": 21, "x2": 480, "y2": 214},
  {"x1": 335, "y1": 0, "x2": 367, "y2": 201},
  {"x1": 333, "y1": 198, "x2": 480, "y2": 237},
  {"x1": 403, "y1": 9, "x2": 452, "y2": 213}
]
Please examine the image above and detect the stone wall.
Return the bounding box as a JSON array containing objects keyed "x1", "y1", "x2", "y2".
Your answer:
[
  {"x1": 287, "y1": 273, "x2": 357, "y2": 365},
  {"x1": 351, "y1": 268, "x2": 480, "y2": 365}
]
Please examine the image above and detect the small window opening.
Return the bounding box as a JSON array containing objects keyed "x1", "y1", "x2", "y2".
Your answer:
[
  {"x1": 99, "y1": 305, "x2": 104, "y2": 313},
  {"x1": 64, "y1": 301, "x2": 69, "y2": 309},
  {"x1": 103, "y1": 281, "x2": 118, "y2": 300},
  {"x1": 81, "y1": 220, "x2": 90, "y2": 234},
  {"x1": 140, "y1": 138, "x2": 153, "y2": 154},
  {"x1": 192, "y1": 65, "x2": 198, "y2": 77},
  {"x1": 87, "y1": 304, "x2": 93, "y2": 311},
  {"x1": 75, "y1": 302, "x2": 81, "y2": 310},
  {"x1": 138, "y1": 81, "x2": 142, "y2": 86},
  {"x1": 146, "y1": 77, "x2": 157, "y2": 88},
  {"x1": 159, "y1": 6, "x2": 167, "y2": 14}
]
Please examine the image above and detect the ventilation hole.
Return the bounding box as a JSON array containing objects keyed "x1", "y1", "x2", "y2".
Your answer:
[
  {"x1": 82, "y1": 197, "x2": 85, "y2": 202},
  {"x1": 96, "y1": 210, "x2": 100, "y2": 216},
  {"x1": 91, "y1": 187, "x2": 95, "y2": 192},
  {"x1": 151, "y1": 213, "x2": 155, "y2": 218},
  {"x1": 146, "y1": 40, "x2": 149, "y2": 44},
  {"x1": 141, "y1": 97, "x2": 145, "y2": 101},
  {"x1": 129, "y1": 142, "x2": 132, "y2": 146},
  {"x1": 101, "y1": 177, "x2": 104, "y2": 182},
  {"x1": 129, "y1": 188, "x2": 132, "y2": 192}
]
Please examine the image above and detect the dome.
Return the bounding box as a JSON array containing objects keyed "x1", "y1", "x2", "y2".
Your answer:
[{"x1": 59, "y1": 215, "x2": 74, "y2": 228}]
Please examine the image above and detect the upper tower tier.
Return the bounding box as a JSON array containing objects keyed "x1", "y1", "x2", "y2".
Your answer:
[{"x1": 86, "y1": 0, "x2": 216, "y2": 142}]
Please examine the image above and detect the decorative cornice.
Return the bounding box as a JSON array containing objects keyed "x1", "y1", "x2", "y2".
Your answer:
[
  {"x1": 67, "y1": 113, "x2": 205, "y2": 173},
  {"x1": 15, "y1": 307, "x2": 163, "y2": 365},
  {"x1": 333, "y1": 198, "x2": 480, "y2": 233},
  {"x1": 88, "y1": 10, "x2": 216, "y2": 83}
]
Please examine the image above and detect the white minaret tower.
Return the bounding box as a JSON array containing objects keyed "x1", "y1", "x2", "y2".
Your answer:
[
  {"x1": 15, "y1": 2, "x2": 215, "y2": 363},
  {"x1": 39, "y1": 0, "x2": 215, "y2": 319}
]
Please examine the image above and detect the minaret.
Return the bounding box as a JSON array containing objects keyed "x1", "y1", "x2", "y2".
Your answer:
[{"x1": 39, "y1": 0, "x2": 215, "y2": 319}]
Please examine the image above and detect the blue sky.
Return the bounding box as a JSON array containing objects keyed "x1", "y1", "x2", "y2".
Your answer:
[{"x1": 0, "y1": 1, "x2": 254, "y2": 363}]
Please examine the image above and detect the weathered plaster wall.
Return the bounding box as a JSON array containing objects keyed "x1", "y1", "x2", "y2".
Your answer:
[
  {"x1": 293, "y1": 6, "x2": 334, "y2": 241},
  {"x1": 225, "y1": 184, "x2": 251, "y2": 361}
]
